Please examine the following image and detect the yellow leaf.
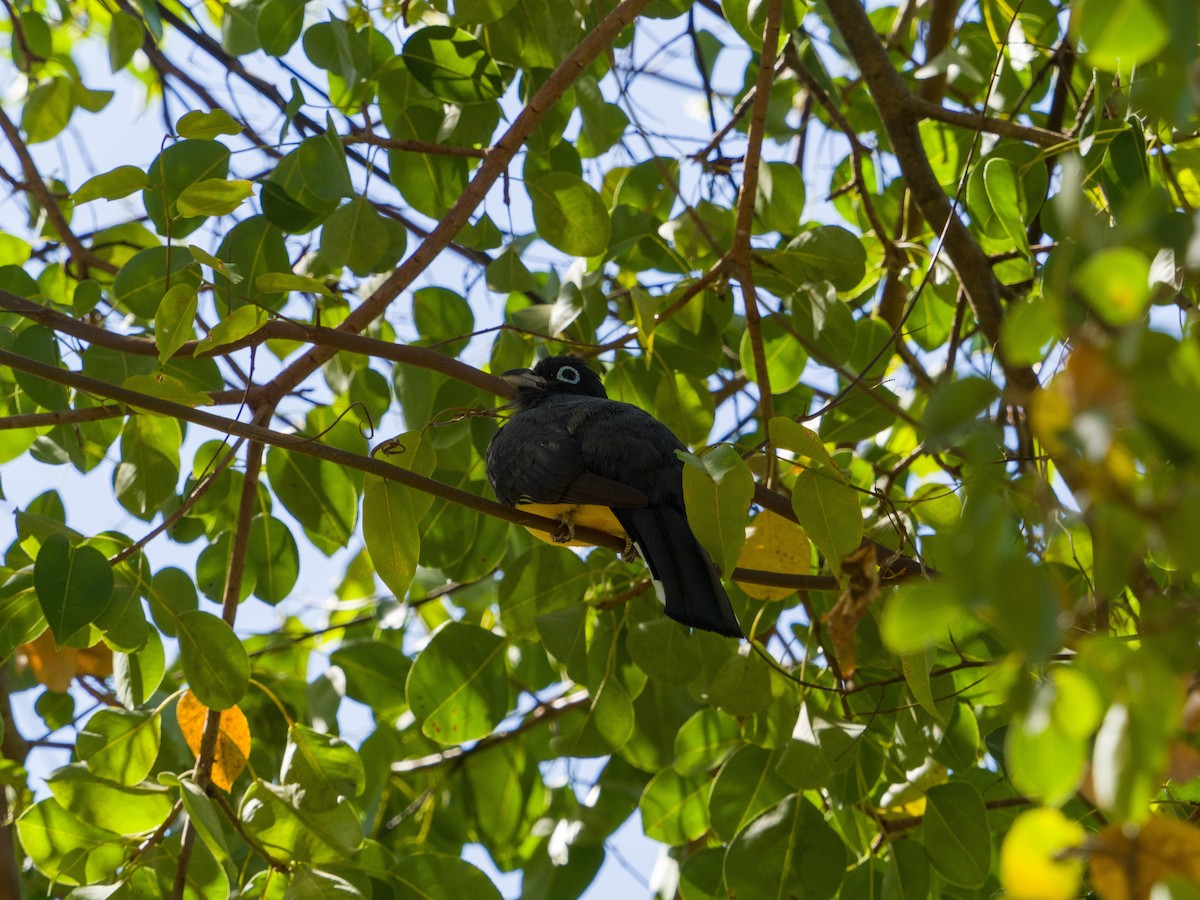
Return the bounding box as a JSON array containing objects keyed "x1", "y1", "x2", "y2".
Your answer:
[
  {"x1": 1001, "y1": 808, "x2": 1086, "y2": 900},
  {"x1": 1090, "y1": 816, "x2": 1200, "y2": 900},
  {"x1": 176, "y1": 690, "x2": 251, "y2": 792},
  {"x1": 735, "y1": 510, "x2": 809, "y2": 601}
]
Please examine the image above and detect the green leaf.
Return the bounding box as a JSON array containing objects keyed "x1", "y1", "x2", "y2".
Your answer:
[
  {"x1": 240, "y1": 782, "x2": 362, "y2": 864},
  {"x1": 923, "y1": 376, "x2": 1000, "y2": 448},
  {"x1": 143, "y1": 139, "x2": 231, "y2": 237},
  {"x1": 673, "y1": 708, "x2": 742, "y2": 776},
  {"x1": 549, "y1": 680, "x2": 635, "y2": 758},
  {"x1": 109, "y1": 11, "x2": 145, "y2": 72},
  {"x1": 1076, "y1": 0, "x2": 1169, "y2": 69},
  {"x1": 1001, "y1": 297, "x2": 1059, "y2": 367},
  {"x1": 1072, "y1": 246, "x2": 1151, "y2": 326},
  {"x1": 34, "y1": 535, "x2": 114, "y2": 646},
  {"x1": 640, "y1": 767, "x2": 711, "y2": 844},
  {"x1": 625, "y1": 617, "x2": 703, "y2": 686},
  {"x1": 456, "y1": 0, "x2": 520, "y2": 22},
  {"x1": 282, "y1": 724, "x2": 366, "y2": 812},
  {"x1": 406, "y1": 622, "x2": 508, "y2": 743},
  {"x1": 176, "y1": 109, "x2": 242, "y2": 140},
  {"x1": 73, "y1": 166, "x2": 148, "y2": 203},
  {"x1": 114, "y1": 414, "x2": 181, "y2": 520},
  {"x1": 739, "y1": 313, "x2": 809, "y2": 394},
  {"x1": 257, "y1": 0, "x2": 307, "y2": 56},
  {"x1": 76, "y1": 708, "x2": 161, "y2": 785},
  {"x1": 753, "y1": 161, "x2": 806, "y2": 235},
  {"x1": 392, "y1": 853, "x2": 503, "y2": 900},
  {"x1": 529, "y1": 172, "x2": 612, "y2": 257},
  {"x1": 193, "y1": 306, "x2": 267, "y2": 358},
  {"x1": 179, "y1": 778, "x2": 232, "y2": 867},
  {"x1": 176, "y1": 610, "x2": 250, "y2": 710},
  {"x1": 707, "y1": 648, "x2": 773, "y2": 716},
  {"x1": 254, "y1": 272, "x2": 335, "y2": 297},
  {"x1": 214, "y1": 215, "x2": 290, "y2": 310},
  {"x1": 330, "y1": 640, "x2": 411, "y2": 713},
  {"x1": 113, "y1": 632, "x2": 166, "y2": 708},
  {"x1": 176, "y1": 178, "x2": 253, "y2": 217},
  {"x1": 723, "y1": 795, "x2": 847, "y2": 899},
  {"x1": 922, "y1": 782, "x2": 990, "y2": 887},
  {"x1": 154, "y1": 283, "x2": 198, "y2": 365},
  {"x1": 982, "y1": 158, "x2": 1029, "y2": 255},
  {"x1": 17, "y1": 799, "x2": 125, "y2": 886},
  {"x1": 121, "y1": 373, "x2": 213, "y2": 408},
  {"x1": 321, "y1": 198, "x2": 390, "y2": 276},
  {"x1": 901, "y1": 645, "x2": 942, "y2": 721},
  {"x1": 881, "y1": 580, "x2": 966, "y2": 653},
  {"x1": 402, "y1": 26, "x2": 507, "y2": 103},
  {"x1": 22, "y1": 76, "x2": 75, "y2": 144},
  {"x1": 111, "y1": 245, "x2": 201, "y2": 319},
  {"x1": 362, "y1": 475, "x2": 420, "y2": 601},
  {"x1": 47, "y1": 763, "x2": 175, "y2": 834},
  {"x1": 791, "y1": 467, "x2": 862, "y2": 568},
  {"x1": 681, "y1": 444, "x2": 753, "y2": 575},
  {"x1": 413, "y1": 287, "x2": 475, "y2": 355},
  {"x1": 708, "y1": 746, "x2": 793, "y2": 841},
  {"x1": 12, "y1": 325, "x2": 70, "y2": 411},
  {"x1": 265, "y1": 447, "x2": 358, "y2": 556}
]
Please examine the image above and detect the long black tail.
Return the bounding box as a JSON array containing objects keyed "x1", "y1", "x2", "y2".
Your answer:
[{"x1": 614, "y1": 505, "x2": 743, "y2": 638}]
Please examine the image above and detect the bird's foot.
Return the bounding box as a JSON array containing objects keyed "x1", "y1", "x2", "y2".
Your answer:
[
  {"x1": 621, "y1": 538, "x2": 637, "y2": 563},
  {"x1": 552, "y1": 515, "x2": 576, "y2": 544}
]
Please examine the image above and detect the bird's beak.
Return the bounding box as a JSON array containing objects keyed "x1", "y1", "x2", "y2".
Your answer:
[{"x1": 501, "y1": 368, "x2": 546, "y2": 390}]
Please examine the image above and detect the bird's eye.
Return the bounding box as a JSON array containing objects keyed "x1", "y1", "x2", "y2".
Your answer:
[{"x1": 556, "y1": 366, "x2": 580, "y2": 384}]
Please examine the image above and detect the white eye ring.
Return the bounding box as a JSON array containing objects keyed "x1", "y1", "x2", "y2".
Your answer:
[{"x1": 556, "y1": 366, "x2": 580, "y2": 384}]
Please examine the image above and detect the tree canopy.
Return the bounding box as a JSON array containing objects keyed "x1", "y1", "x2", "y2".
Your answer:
[{"x1": 2, "y1": 0, "x2": 1200, "y2": 896}]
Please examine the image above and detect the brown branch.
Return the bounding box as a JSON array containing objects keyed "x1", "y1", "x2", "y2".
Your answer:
[
  {"x1": 0, "y1": 288, "x2": 510, "y2": 401},
  {"x1": 109, "y1": 437, "x2": 245, "y2": 565},
  {"x1": 0, "y1": 404, "x2": 125, "y2": 430},
  {"x1": 0, "y1": 107, "x2": 115, "y2": 277},
  {"x1": 390, "y1": 690, "x2": 591, "y2": 775},
  {"x1": 732, "y1": 0, "x2": 785, "y2": 483},
  {"x1": 342, "y1": 133, "x2": 489, "y2": 159},
  {"x1": 258, "y1": 0, "x2": 656, "y2": 406},
  {"x1": 0, "y1": 347, "x2": 860, "y2": 591},
  {"x1": 905, "y1": 95, "x2": 1070, "y2": 149},
  {"x1": 0, "y1": 668, "x2": 26, "y2": 900},
  {"x1": 823, "y1": 0, "x2": 1040, "y2": 398},
  {"x1": 173, "y1": 433, "x2": 267, "y2": 900}
]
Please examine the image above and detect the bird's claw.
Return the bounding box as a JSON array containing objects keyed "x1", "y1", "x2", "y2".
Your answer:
[
  {"x1": 552, "y1": 515, "x2": 576, "y2": 544},
  {"x1": 622, "y1": 538, "x2": 637, "y2": 563}
]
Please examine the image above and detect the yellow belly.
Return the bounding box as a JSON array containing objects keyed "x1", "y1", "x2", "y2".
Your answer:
[{"x1": 518, "y1": 502, "x2": 627, "y2": 546}]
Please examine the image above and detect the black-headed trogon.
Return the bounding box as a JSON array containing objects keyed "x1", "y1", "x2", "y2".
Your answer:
[{"x1": 486, "y1": 356, "x2": 743, "y2": 638}]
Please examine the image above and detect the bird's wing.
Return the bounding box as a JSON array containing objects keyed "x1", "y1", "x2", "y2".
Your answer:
[{"x1": 488, "y1": 400, "x2": 649, "y2": 508}]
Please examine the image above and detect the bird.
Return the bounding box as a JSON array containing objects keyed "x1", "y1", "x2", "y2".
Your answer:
[{"x1": 486, "y1": 355, "x2": 743, "y2": 638}]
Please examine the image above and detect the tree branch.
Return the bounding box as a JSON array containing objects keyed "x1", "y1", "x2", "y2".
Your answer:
[
  {"x1": 0, "y1": 346, "x2": 866, "y2": 591},
  {"x1": 733, "y1": 0, "x2": 785, "y2": 482},
  {"x1": 259, "y1": 0, "x2": 656, "y2": 405},
  {"x1": 823, "y1": 0, "x2": 1040, "y2": 397}
]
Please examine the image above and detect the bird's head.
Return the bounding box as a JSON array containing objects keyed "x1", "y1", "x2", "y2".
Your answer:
[{"x1": 501, "y1": 356, "x2": 607, "y2": 406}]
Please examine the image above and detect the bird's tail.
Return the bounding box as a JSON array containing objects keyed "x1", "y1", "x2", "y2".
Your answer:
[{"x1": 614, "y1": 506, "x2": 743, "y2": 638}]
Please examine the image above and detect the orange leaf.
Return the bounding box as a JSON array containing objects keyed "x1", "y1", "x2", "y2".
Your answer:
[
  {"x1": 1090, "y1": 816, "x2": 1200, "y2": 900},
  {"x1": 19, "y1": 629, "x2": 79, "y2": 693},
  {"x1": 76, "y1": 643, "x2": 114, "y2": 678},
  {"x1": 176, "y1": 690, "x2": 252, "y2": 792},
  {"x1": 18, "y1": 631, "x2": 115, "y2": 692}
]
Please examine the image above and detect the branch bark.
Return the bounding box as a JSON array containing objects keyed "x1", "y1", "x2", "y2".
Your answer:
[
  {"x1": 823, "y1": 0, "x2": 1040, "y2": 397},
  {"x1": 0, "y1": 346, "x2": 863, "y2": 591},
  {"x1": 259, "y1": 0, "x2": 656, "y2": 405}
]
